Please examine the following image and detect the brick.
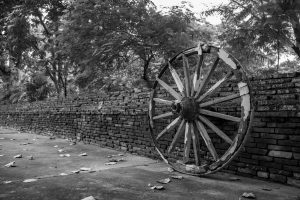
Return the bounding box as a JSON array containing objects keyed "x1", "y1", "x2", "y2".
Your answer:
[
  {"x1": 283, "y1": 165, "x2": 300, "y2": 173},
  {"x1": 246, "y1": 148, "x2": 268, "y2": 155},
  {"x1": 287, "y1": 178, "x2": 300, "y2": 188},
  {"x1": 293, "y1": 153, "x2": 300, "y2": 160},
  {"x1": 252, "y1": 155, "x2": 273, "y2": 162},
  {"x1": 268, "y1": 150, "x2": 293, "y2": 159},
  {"x1": 270, "y1": 173, "x2": 287, "y2": 183},
  {"x1": 274, "y1": 158, "x2": 298, "y2": 166},
  {"x1": 268, "y1": 145, "x2": 292, "y2": 151},
  {"x1": 257, "y1": 171, "x2": 269, "y2": 178},
  {"x1": 237, "y1": 167, "x2": 256, "y2": 175}
]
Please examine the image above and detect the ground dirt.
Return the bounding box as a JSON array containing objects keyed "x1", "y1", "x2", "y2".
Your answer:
[{"x1": 0, "y1": 128, "x2": 299, "y2": 200}]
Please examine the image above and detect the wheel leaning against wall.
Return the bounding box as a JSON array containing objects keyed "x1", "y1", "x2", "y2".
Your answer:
[{"x1": 149, "y1": 43, "x2": 254, "y2": 175}]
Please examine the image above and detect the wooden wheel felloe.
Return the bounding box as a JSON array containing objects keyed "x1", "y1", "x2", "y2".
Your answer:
[{"x1": 149, "y1": 43, "x2": 254, "y2": 175}]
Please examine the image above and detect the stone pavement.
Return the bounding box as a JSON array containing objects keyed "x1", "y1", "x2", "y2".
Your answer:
[{"x1": 0, "y1": 128, "x2": 299, "y2": 200}]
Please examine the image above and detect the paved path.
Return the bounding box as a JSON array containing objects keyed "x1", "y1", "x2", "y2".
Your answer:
[{"x1": 0, "y1": 127, "x2": 299, "y2": 200}]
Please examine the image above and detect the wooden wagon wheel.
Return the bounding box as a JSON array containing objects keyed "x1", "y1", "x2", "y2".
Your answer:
[{"x1": 149, "y1": 43, "x2": 254, "y2": 175}]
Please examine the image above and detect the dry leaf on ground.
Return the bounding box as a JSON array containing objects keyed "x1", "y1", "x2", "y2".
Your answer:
[
  {"x1": 150, "y1": 185, "x2": 165, "y2": 190},
  {"x1": 81, "y1": 196, "x2": 96, "y2": 200},
  {"x1": 241, "y1": 192, "x2": 256, "y2": 199},
  {"x1": 23, "y1": 179, "x2": 38, "y2": 183},
  {"x1": 157, "y1": 178, "x2": 171, "y2": 184},
  {"x1": 171, "y1": 175, "x2": 183, "y2": 179},
  {"x1": 4, "y1": 161, "x2": 16, "y2": 167},
  {"x1": 14, "y1": 154, "x2": 22, "y2": 158},
  {"x1": 3, "y1": 181, "x2": 12, "y2": 184},
  {"x1": 105, "y1": 162, "x2": 117, "y2": 165},
  {"x1": 80, "y1": 167, "x2": 92, "y2": 171},
  {"x1": 79, "y1": 153, "x2": 87, "y2": 156}
]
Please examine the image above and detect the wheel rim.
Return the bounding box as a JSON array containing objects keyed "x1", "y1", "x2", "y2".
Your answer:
[{"x1": 149, "y1": 43, "x2": 254, "y2": 175}]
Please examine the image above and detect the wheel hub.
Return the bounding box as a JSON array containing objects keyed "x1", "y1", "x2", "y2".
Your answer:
[{"x1": 174, "y1": 97, "x2": 199, "y2": 121}]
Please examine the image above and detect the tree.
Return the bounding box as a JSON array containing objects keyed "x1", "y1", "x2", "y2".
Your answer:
[
  {"x1": 59, "y1": 0, "x2": 213, "y2": 90},
  {"x1": 205, "y1": 0, "x2": 300, "y2": 74}
]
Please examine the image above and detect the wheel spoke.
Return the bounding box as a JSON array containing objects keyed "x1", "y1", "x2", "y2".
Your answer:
[
  {"x1": 156, "y1": 116, "x2": 182, "y2": 140},
  {"x1": 192, "y1": 54, "x2": 204, "y2": 96},
  {"x1": 168, "y1": 120, "x2": 186, "y2": 153},
  {"x1": 199, "y1": 93, "x2": 240, "y2": 108},
  {"x1": 194, "y1": 57, "x2": 220, "y2": 99},
  {"x1": 198, "y1": 115, "x2": 233, "y2": 144},
  {"x1": 195, "y1": 120, "x2": 219, "y2": 161},
  {"x1": 183, "y1": 122, "x2": 192, "y2": 163},
  {"x1": 157, "y1": 78, "x2": 183, "y2": 100},
  {"x1": 168, "y1": 62, "x2": 184, "y2": 93},
  {"x1": 191, "y1": 122, "x2": 201, "y2": 166},
  {"x1": 153, "y1": 112, "x2": 173, "y2": 120},
  {"x1": 182, "y1": 55, "x2": 192, "y2": 97},
  {"x1": 153, "y1": 98, "x2": 174, "y2": 106},
  {"x1": 199, "y1": 109, "x2": 240, "y2": 122},
  {"x1": 196, "y1": 71, "x2": 233, "y2": 102}
]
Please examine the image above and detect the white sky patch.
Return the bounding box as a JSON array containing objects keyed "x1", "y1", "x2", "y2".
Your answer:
[{"x1": 151, "y1": 0, "x2": 229, "y2": 25}]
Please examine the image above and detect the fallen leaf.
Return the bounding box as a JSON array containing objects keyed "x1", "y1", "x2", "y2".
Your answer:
[
  {"x1": 3, "y1": 181, "x2": 12, "y2": 184},
  {"x1": 59, "y1": 154, "x2": 70, "y2": 157},
  {"x1": 150, "y1": 185, "x2": 165, "y2": 190},
  {"x1": 81, "y1": 196, "x2": 96, "y2": 200},
  {"x1": 105, "y1": 162, "x2": 117, "y2": 165},
  {"x1": 157, "y1": 178, "x2": 171, "y2": 184},
  {"x1": 14, "y1": 154, "x2": 22, "y2": 158},
  {"x1": 4, "y1": 161, "x2": 16, "y2": 167},
  {"x1": 79, "y1": 153, "x2": 87, "y2": 156},
  {"x1": 23, "y1": 179, "x2": 38, "y2": 183},
  {"x1": 167, "y1": 167, "x2": 174, "y2": 172},
  {"x1": 28, "y1": 155, "x2": 34, "y2": 160},
  {"x1": 229, "y1": 177, "x2": 241, "y2": 181},
  {"x1": 60, "y1": 173, "x2": 68, "y2": 176},
  {"x1": 262, "y1": 188, "x2": 272, "y2": 191},
  {"x1": 242, "y1": 192, "x2": 256, "y2": 199},
  {"x1": 171, "y1": 175, "x2": 183, "y2": 179},
  {"x1": 80, "y1": 167, "x2": 92, "y2": 171},
  {"x1": 70, "y1": 142, "x2": 76, "y2": 145}
]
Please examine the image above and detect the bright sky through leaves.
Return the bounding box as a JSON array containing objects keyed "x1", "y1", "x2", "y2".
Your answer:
[{"x1": 151, "y1": 0, "x2": 229, "y2": 25}]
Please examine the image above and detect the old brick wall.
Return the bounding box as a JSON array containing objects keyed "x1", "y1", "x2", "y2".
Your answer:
[{"x1": 0, "y1": 73, "x2": 299, "y2": 186}]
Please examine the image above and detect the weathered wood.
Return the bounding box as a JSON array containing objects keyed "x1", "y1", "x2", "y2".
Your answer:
[
  {"x1": 183, "y1": 122, "x2": 192, "y2": 163},
  {"x1": 157, "y1": 78, "x2": 182, "y2": 100},
  {"x1": 190, "y1": 123, "x2": 201, "y2": 166},
  {"x1": 218, "y1": 49, "x2": 237, "y2": 69},
  {"x1": 156, "y1": 116, "x2": 182, "y2": 140},
  {"x1": 153, "y1": 98, "x2": 174, "y2": 106},
  {"x1": 192, "y1": 54, "x2": 204, "y2": 95},
  {"x1": 199, "y1": 109, "x2": 241, "y2": 122},
  {"x1": 153, "y1": 111, "x2": 173, "y2": 120},
  {"x1": 168, "y1": 120, "x2": 186, "y2": 153},
  {"x1": 198, "y1": 115, "x2": 233, "y2": 144},
  {"x1": 182, "y1": 55, "x2": 191, "y2": 97},
  {"x1": 196, "y1": 71, "x2": 233, "y2": 102},
  {"x1": 194, "y1": 58, "x2": 220, "y2": 99},
  {"x1": 199, "y1": 93, "x2": 240, "y2": 108},
  {"x1": 169, "y1": 62, "x2": 184, "y2": 93},
  {"x1": 195, "y1": 120, "x2": 219, "y2": 161}
]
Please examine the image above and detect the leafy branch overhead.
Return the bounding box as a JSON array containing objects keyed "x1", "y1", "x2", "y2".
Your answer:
[{"x1": 0, "y1": 0, "x2": 299, "y2": 103}]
